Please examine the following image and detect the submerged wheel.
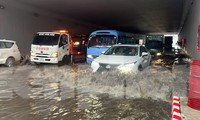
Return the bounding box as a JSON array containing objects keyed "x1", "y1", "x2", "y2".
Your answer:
[
  {"x1": 63, "y1": 55, "x2": 71, "y2": 64},
  {"x1": 58, "y1": 60, "x2": 63, "y2": 66},
  {"x1": 5, "y1": 57, "x2": 15, "y2": 67},
  {"x1": 34, "y1": 62, "x2": 40, "y2": 65},
  {"x1": 138, "y1": 65, "x2": 143, "y2": 71}
]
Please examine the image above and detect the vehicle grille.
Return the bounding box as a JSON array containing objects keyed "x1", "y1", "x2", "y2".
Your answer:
[
  {"x1": 35, "y1": 53, "x2": 50, "y2": 58},
  {"x1": 97, "y1": 63, "x2": 120, "y2": 72}
]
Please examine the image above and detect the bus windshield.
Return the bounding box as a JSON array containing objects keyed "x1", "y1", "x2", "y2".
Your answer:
[
  {"x1": 88, "y1": 35, "x2": 116, "y2": 47},
  {"x1": 32, "y1": 34, "x2": 60, "y2": 45}
]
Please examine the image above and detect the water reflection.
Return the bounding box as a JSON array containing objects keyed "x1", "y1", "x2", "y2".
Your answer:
[
  {"x1": 83, "y1": 94, "x2": 104, "y2": 119},
  {"x1": 0, "y1": 64, "x2": 173, "y2": 120}
]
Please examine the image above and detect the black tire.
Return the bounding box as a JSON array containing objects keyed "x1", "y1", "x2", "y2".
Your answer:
[
  {"x1": 5, "y1": 57, "x2": 15, "y2": 67},
  {"x1": 148, "y1": 59, "x2": 152, "y2": 66},
  {"x1": 138, "y1": 65, "x2": 143, "y2": 71},
  {"x1": 63, "y1": 55, "x2": 71, "y2": 64},
  {"x1": 34, "y1": 62, "x2": 40, "y2": 65},
  {"x1": 57, "y1": 60, "x2": 63, "y2": 66}
]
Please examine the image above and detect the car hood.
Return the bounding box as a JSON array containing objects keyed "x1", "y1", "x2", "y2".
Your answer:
[{"x1": 94, "y1": 55, "x2": 139, "y2": 65}]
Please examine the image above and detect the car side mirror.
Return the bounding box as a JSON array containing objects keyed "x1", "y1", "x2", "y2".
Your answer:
[{"x1": 142, "y1": 52, "x2": 148, "y2": 57}]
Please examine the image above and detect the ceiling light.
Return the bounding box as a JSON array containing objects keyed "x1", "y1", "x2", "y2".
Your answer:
[{"x1": 0, "y1": 4, "x2": 5, "y2": 9}]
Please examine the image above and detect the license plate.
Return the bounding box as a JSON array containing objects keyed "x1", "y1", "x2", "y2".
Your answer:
[{"x1": 39, "y1": 58, "x2": 45, "y2": 61}]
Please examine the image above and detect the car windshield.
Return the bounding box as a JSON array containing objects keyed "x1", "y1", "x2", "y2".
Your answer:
[
  {"x1": 32, "y1": 34, "x2": 60, "y2": 45},
  {"x1": 104, "y1": 46, "x2": 138, "y2": 56},
  {"x1": 88, "y1": 35, "x2": 116, "y2": 47}
]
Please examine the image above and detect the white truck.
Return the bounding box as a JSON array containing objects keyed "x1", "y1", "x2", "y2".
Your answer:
[
  {"x1": 30, "y1": 31, "x2": 71, "y2": 65},
  {"x1": 30, "y1": 30, "x2": 87, "y2": 65}
]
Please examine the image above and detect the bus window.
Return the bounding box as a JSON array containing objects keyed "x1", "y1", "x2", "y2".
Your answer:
[
  {"x1": 118, "y1": 36, "x2": 136, "y2": 44},
  {"x1": 88, "y1": 35, "x2": 116, "y2": 47}
]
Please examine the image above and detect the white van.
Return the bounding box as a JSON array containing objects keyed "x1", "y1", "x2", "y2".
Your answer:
[{"x1": 0, "y1": 39, "x2": 21, "y2": 67}]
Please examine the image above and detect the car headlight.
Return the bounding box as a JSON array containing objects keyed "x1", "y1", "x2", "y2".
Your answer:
[
  {"x1": 30, "y1": 51, "x2": 36, "y2": 56},
  {"x1": 117, "y1": 61, "x2": 137, "y2": 74},
  {"x1": 91, "y1": 60, "x2": 100, "y2": 72},
  {"x1": 156, "y1": 52, "x2": 162, "y2": 56},
  {"x1": 51, "y1": 52, "x2": 58, "y2": 57},
  {"x1": 87, "y1": 55, "x2": 93, "y2": 59}
]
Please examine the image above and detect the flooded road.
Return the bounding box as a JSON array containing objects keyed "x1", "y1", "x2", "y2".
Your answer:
[{"x1": 0, "y1": 64, "x2": 173, "y2": 120}]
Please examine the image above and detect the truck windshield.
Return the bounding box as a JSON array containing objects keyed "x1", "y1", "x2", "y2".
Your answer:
[
  {"x1": 145, "y1": 40, "x2": 163, "y2": 49},
  {"x1": 88, "y1": 35, "x2": 116, "y2": 47},
  {"x1": 32, "y1": 34, "x2": 60, "y2": 45}
]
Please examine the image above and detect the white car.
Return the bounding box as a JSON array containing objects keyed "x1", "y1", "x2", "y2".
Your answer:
[
  {"x1": 0, "y1": 39, "x2": 21, "y2": 67},
  {"x1": 91, "y1": 44, "x2": 151, "y2": 73}
]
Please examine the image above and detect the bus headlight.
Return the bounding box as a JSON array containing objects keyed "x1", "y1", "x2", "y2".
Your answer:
[
  {"x1": 87, "y1": 55, "x2": 93, "y2": 59},
  {"x1": 51, "y1": 52, "x2": 58, "y2": 57}
]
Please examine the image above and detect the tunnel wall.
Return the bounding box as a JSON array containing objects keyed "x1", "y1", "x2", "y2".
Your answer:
[
  {"x1": 0, "y1": 1, "x2": 94, "y2": 56},
  {"x1": 179, "y1": 0, "x2": 200, "y2": 60}
]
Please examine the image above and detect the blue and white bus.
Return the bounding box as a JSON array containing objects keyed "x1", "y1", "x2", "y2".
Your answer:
[{"x1": 86, "y1": 30, "x2": 145, "y2": 63}]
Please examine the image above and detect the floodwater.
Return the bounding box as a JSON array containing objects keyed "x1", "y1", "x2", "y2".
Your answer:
[{"x1": 0, "y1": 64, "x2": 174, "y2": 120}]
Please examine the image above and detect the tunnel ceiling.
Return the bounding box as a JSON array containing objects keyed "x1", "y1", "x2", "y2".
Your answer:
[{"x1": 16, "y1": 0, "x2": 184, "y2": 34}]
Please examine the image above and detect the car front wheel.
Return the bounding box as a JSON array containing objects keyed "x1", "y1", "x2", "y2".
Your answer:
[
  {"x1": 138, "y1": 65, "x2": 143, "y2": 71},
  {"x1": 5, "y1": 57, "x2": 15, "y2": 67}
]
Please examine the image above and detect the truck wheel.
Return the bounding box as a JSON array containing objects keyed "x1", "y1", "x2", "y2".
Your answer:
[
  {"x1": 5, "y1": 57, "x2": 15, "y2": 67},
  {"x1": 33, "y1": 62, "x2": 40, "y2": 66},
  {"x1": 63, "y1": 55, "x2": 71, "y2": 64},
  {"x1": 58, "y1": 61, "x2": 63, "y2": 66}
]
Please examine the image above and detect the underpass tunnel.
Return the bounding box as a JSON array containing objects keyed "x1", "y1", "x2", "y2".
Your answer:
[
  {"x1": 0, "y1": 0, "x2": 199, "y2": 58},
  {"x1": 1, "y1": 0, "x2": 200, "y2": 119}
]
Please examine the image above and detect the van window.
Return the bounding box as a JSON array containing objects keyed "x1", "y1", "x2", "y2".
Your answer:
[
  {"x1": 0, "y1": 41, "x2": 6, "y2": 49},
  {"x1": 5, "y1": 42, "x2": 14, "y2": 48},
  {"x1": 0, "y1": 42, "x2": 13, "y2": 49}
]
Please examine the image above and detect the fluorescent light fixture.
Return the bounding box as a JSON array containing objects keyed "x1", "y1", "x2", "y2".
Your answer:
[{"x1": 0, "y1": 4, "x2": 5, "y2": 9}]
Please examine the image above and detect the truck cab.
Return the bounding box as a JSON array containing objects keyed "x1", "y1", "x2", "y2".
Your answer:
[
  {"x1": 145, "y1": 34, "x2": 164, "y2": 58},
  {"x1": 30, "y1": 31, "x2": 71, "y2": 64}
]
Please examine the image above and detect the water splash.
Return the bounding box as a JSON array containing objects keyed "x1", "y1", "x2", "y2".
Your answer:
[{"x1": 28, "y1": 64, "x2": 174, "y2": 102}]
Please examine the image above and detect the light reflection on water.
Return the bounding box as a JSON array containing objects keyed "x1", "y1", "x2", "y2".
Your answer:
[{"x1": 0, "y1": 64, "x2": 173, "y2": 120}]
